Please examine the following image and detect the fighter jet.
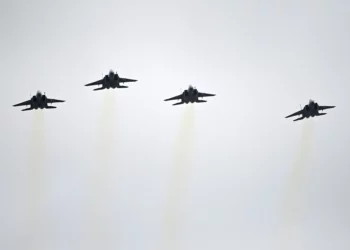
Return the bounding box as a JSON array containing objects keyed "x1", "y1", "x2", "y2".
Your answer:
[
  {"x1": 285, "y1": 99, "x2": 335, "y2": 121},
  {"x1": 13, "y1": 91, "x2": 65, "y2": 111},
  {"x1": 164, "y1": 85, "x2": 215, "y2": 106},
  {"x1": 85, "y1": 70, "x2": 137, "y2": 91}
]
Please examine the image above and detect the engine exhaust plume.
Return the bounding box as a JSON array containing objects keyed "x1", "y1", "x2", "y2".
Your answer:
[
  {"x1": 279, "y1": 120, "x2": 314, "y2": 250},
  {"x1": 86, "y1": 91, "x2": 118, "y2": 250},
  {"x1": 25, "y1": 110, "x2": 46, "y2": 250},
  {"x1": 162, "y1": 105, "x2": 195, "y2": 250}
]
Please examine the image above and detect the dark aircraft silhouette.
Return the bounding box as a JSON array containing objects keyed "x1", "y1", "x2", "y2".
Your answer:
[
  {"x1": 85, "y1": 70, "x2": 137, "y2": 91},
  {"x1": 164, "y1": 85, "x2": 215, "y2": 106},
  {"x1": 285, "y1": 99, "x2": 335, "y2": 121},
  {"x1": 13, "y1": 91, "x2": 65, "y2": 111}
]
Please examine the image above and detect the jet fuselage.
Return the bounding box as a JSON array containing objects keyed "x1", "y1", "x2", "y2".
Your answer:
[
  {"x1": 181, "y1": 87, "x2": 199, "y2": 103},
  {"x1": 103, "y1": 71, "x2": 120, "y2": 89},
  {"x1": 301, "y1": 100, "x2": 320, "y2": 118},
  {"x1": 30, "y1": 92, "x2": 49, "y2": 109}
]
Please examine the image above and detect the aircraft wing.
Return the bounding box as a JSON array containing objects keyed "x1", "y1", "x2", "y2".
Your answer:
[
  {"x1": 47, "y1": 98, "x2": 65, "y2": 103},
  {"x1": 285, "y1": 110, "x2": 303, "y2": 118},
  {"x1": 13, "y1": 100, "x2": 31, "y2": 107},
  {"x1": 85, "y1": 79, "x2": 103, "y2": 86},
  {"x1": 119, "y1": 78, "x2": 137, "y2": 83},
  {"x1": 164, "y1": 94, "x2": 182, "y2": 101},
  {"x1": 319, "y1": 105, "x2": 335, "y2": 111},
  {"x1": 198, "y1": 92, "x2": 215, "y2": 97}
]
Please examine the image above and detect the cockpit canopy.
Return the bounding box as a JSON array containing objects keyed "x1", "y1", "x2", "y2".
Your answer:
[
  {"x1": 308, "y1": 100, "x2": 318, "y2": 109},
  {"x1": 33, "y1": 91, "x2": 42, "y2": 102},
  {"x1": 188, "y1": 85, "x2": 196, "y2": 91},
  {"x1": 188, "y1": 85, "x2": 198, "y2": 94}
]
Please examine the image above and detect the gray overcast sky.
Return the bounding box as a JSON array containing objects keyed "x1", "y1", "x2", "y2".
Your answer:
[{"x1": 1, "y1": 1, "x2": 350, "y2": 250}]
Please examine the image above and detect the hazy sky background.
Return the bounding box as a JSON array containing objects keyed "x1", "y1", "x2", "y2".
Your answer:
[{"x1": 1, "y1": 0, "x2": 349, "y2": 250}]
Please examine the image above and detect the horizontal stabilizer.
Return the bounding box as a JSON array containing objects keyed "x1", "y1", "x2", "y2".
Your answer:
[
  {"x1": 293, "y1": 117, "x2": 304, "y2": 122},
  {"x1": 117, "y1": 85, "x2": 128, "y2": 88},
  {"x1": 93, "y1": 87, "x2": 105, "y2": 91},
  {"x1": 317, "y1": 113, "x2": 327, "y2": 116},
  {"x1": 46, "y1": 106, "x2": 56, "y2": 109},
  {"x1": 22, "y1": 108, "x2": 33, "y2": 111},
  {"x1": 197, "y1": 100, "x2": 207, "y2": 103},
  {"x1": 173, "y1": 102, "x2": 184, "y2": 106}
]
